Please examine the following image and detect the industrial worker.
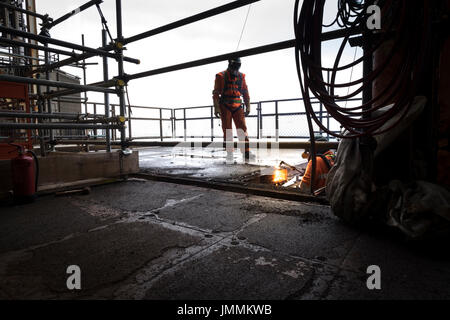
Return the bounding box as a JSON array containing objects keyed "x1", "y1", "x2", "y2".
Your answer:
[
  {"x1": 299, "y1": 150, "x2": 336, "y2": 193},
  {"x1": 213, "y1": 57, "x2": 255, "y2": 161}
]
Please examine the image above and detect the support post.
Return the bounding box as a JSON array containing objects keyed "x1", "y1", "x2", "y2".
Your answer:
[
  {"x1": 257, "y1": 102, "x2": 261, "y2": 140},
  {"x1": 210, "y1": 105, "x2": 214, "y2": 142},
  {"x1": 183, "y1": 108, "x2": 187, "y2": 142},
  {"x1": 36, "y1": 74, "x2": 45, "y2": 156},
  {"x1": 81, "y1": 35, "x2": 89, "y2": 114},
  {"x1": 275, "y1": 101, "x2": 279, "y2": 142},
  {"x1": 159, "y1": 109, "x2": 163, "y2": 142},
  {"x1": 115, "y1": 0, "x2": 127, "y2": 151},
  {"x1": 171, "y1": 109, "x2": 175, "y2": 139},
  {"x1": 44, "y1": 42, "x2": 54, "y2": 151},
  {"x1": 102, "y1": 29, "x2": 111, "y2": 152}
]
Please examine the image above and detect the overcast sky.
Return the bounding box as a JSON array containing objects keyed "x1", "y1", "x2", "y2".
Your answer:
[{"x1": 35, "y1": 0, "x2": 362, "y2": 111}]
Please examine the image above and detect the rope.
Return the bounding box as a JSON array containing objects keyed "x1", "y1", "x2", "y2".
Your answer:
[
  {"x1": 236, "y1": 4, "x2": 252, "y2": 51},
  {"x1": 344, "y1": 45, "x2": 359, "y2": 108}
]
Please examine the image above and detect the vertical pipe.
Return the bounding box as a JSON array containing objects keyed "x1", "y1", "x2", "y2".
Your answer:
[
  {"x1": 81, "y1": 34, "x2": 88, "y2": 115},
  {"x1": 93, "y1": 103, "x2": 97, "y2": 139},
  {"x1": 259, "y1": 102, "x2": 263, "y2": 139},
  {"x1": 56, "y1": 72, "x2": 61, "y2": 113},
  {"x1": 44, "y1": 43, "x2": 54, "y2": 151},
  {"x1": 319, "y1": 101, "x2": 323, "y2": 135},
  {"x1": 171, "y1": 109, "x2": 176, "y2": 139},
  {"x1": 26, "y1": 0, "x2": 38, "y2": 69},
  {"x1": 55, "y1": 71, "x2": 63, "y2": 138},
  {"x1": 128, "y1": 103, "x2": 132, "y2": 140},
  {"x1": 111, "y1": 106, "x2": 116, "y2": 140},
  {"x1": 115, "y1": 0, "x2": 127, "y2": 150},
  {"x1": 275, "y1": 101, "x2": 279, "y2": 142},
  {"x1": 326, "y1": 71, "x2": 330, "y2": 140},
  {"x1": 36, "y1": 74, "x2": 45, "y2": 156},
  {"x1": 183, "y1": 108, "x2": 187, "y2": 141},
  {"x1": 210, "y1": 105, "x2": 214, "y2": 142},
  {"x1": 102, "y1": 29, "x2": 111, "y2": 152},
  {"x1": 81, "y1": 35, "x2": 89, "y2": 143},
  {"x1": 256, "y1": 102, "x2": 260, "y2": 140},
  {"x1": 159, "y1": 108, "x2": 163, "y2": 142}
]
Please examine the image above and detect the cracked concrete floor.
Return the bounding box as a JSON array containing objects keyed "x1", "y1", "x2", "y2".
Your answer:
[{"x1": 1, "y1": 179, "x2": 450, "y2": 300}]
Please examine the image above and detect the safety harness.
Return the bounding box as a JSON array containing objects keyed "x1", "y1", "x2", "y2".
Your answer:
[
  {"x1": 220, "y1": 71, "x2": 244, "y2": 114},
  {"x1": 318, "y1": 151, "x2": 336, "y2": 170}
]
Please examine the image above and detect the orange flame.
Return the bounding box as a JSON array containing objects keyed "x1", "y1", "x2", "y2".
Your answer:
[{"x1": 273, "y1": 167, "x2": 288, "y2": 184}]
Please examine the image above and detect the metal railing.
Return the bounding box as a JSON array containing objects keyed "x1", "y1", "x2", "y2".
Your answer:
[{"x1": 68, "y1": 97, "x2": 361, "y2": 143}]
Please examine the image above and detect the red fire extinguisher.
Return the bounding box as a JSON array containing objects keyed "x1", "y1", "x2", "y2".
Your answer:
[{"x1": 9, "y1": 143, "x2": 39, "y2": 203}]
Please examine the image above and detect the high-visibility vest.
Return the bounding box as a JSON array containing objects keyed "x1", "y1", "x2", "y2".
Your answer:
[{"x1": 220, "y1": 71, "x2": 244, "y2": 108}]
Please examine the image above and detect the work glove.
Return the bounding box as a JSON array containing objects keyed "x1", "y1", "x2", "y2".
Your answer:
[
  {"x1": 214, "y1": 101, "x2": 221, "y2": 118},
  {"x1": 244, "y1": 104, "x2": 251, "y2": 116}
]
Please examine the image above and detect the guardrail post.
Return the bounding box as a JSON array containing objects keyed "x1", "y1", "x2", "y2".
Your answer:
[
  {"x1": 275, "y1": 101, "x2": 279, "y2": 142},
  {"x1": 319, "y1": 101, "x2": 323, "y2": 136},
  {"x1": 171, "y1": 109, "x2": 175, "y2": 139},
  {"x1": 210, "y1": 105, "x2": 214, "y2": 142},
  {"x1": 111, "y1": 106, "x2": 116, "y2": 141},
  {"x1": 327, "y1": 113, "x2": 330, "y2": 140},
  {"x1": 93, "y1": 103, "x2": 97, "y2": 139},
  {"x1": 259, "y1": 102, "x2": 263, "y2": 140},
  {"x1": 102, "y1": 28, "x2": 111, "y2": 152},
  {"x1": 183, "y1": 108, "x2": 187, "y2": 142},
  {"x1": 160, "y1": 108, "x2": 163, "y2": 142}
]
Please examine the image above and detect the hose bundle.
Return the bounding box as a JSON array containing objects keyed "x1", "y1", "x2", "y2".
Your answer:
[{"x1": 293, "y1": 0, "x2": 431, "y2": 192}]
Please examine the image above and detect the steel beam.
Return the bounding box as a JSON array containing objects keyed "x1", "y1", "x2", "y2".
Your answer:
[
  {"x1": 43, "y1": 0, "x2": 103, "y2": 29},
  {"x1": 123, "y1": 0, "x2": 260, "y2": 45},
  {"x1": 0, "y1": 1, "x2": 48, "y2": 20},
  {"x1": 0, "y1": 122, "x2": 122, "y2": 130},
  {"x1": 26, "y1": 0, "x2": 260, "y2": 74},
  {"x1": 51, "y1": 140, "x2": 339, "y2": 150},
  {"x1": 43, "y1": 79, "x2": 117, "y2": 99},
  {"x1": 0, "y1": 25, "x2": 116, "y2": 57},
  {"x1": 125, "y1": 40, "x2": 295, "y2": 81},
  {"x1": 0, "y1": 38, "x2": 77, "y2": 57},
  {"x1": 0, "y1": 111, "x2": 105, "y2": 120},
  {"x1": 0, "y1": 74, "x2": 116, "y2": 94},
  {"x1": 124, "y1": 27, "x2": 361, "y2": 81},
  {"x1": 0, "y1": 25, "x2": 140, "y2": 70}
]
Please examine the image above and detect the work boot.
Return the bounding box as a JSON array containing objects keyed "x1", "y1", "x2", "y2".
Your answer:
[{"x1": 243, "y1": 151, "x2": 256, "y2": 162}]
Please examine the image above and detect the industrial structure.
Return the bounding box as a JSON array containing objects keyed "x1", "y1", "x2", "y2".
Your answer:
[{"x1": 0, "y1": 0, "x2": 449, "y2": 301}]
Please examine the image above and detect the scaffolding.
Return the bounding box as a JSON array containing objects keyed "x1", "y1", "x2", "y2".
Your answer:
[{"x1": 0, "y1": 0, "x2": 361, "y2": 157}]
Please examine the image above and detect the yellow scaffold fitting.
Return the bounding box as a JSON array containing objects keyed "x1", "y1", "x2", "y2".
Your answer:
[
  {"x1": 115, "y1": 42, "x2": 123, "y2": 49},
  {"x1": 118, "y1": 116, "x2": 126, "y2": 123},
  {"x1": 116, "y1": 79, "x2": 125, "y2": 87}
]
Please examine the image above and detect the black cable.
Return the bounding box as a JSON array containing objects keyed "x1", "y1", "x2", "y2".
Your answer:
[
  {"x1": 293, "y1": 0, "x2": 431, "y2": 194},
  {"x1": 294, "y1": 0, "x2": 430, "y2": 139}
]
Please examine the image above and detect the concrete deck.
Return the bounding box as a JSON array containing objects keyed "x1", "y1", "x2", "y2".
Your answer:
[
  {"x1": 138, "y1": 146, "x2": 306, "y2": 182},
  {"x1": 1, "y1": 179, "x2": 450, "y2": 300}
]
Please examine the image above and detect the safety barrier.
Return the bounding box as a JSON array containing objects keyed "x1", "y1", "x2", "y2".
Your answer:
[{"x1": 61, "y1": 97, "x2": 361, "y2": 143}]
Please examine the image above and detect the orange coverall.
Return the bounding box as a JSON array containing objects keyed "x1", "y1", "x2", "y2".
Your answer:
[
  {"x1": 213, "y1": 70, "x2": 251, "y2": 153},
  {"x1": 300, "y1": 152, "x2": 336, "y2": 191}
]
